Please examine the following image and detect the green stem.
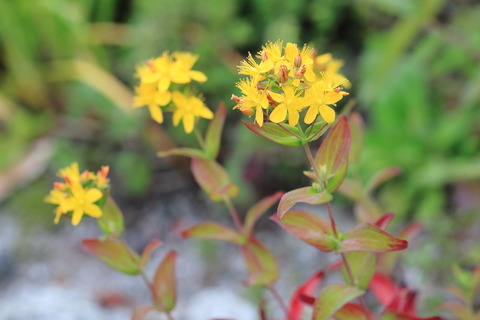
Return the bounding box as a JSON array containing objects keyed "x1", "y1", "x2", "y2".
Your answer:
[
  {"x1": 268, "y1": 286, "x2": 292, "y2": 320},
  {"x1": 222, "y1": 195, "x2": 243, "y2": 232},
  {"x1": 193, "y1": 126, "x2": 205, "y2": 149}
]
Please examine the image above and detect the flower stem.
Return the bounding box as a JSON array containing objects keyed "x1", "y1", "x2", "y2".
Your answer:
[
  {"x1": 268, "y1": 286, "x2": 292, "y2": 320},
  {"x1": 222, "y1": 195, "x2": 243, "y2": 232},
  {"x1": 194, "y1": 126, "x2": 205, "y2": 149}
]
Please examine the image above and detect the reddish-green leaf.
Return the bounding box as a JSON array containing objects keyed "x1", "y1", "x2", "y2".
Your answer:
[
  {"x1": 365, "y1": 167, "x2": 402, "y2": 194},
  {"x1": 97, "y1": 196, "x2": 125, "y2": 237},
  {"x1": 241, "y1": 237, "x2": 278, "y2": 286},
  {"x1": 289, "y1": 270, "x2": 325, "y2": 320},
  {"x1": 348, "y1": 112, "x2": 364, "y2": 163},
  {"x1": 333, "y1": 303, "x2": 374, "y2": 320},
  {"x1": 157, "y1": 147, "x2": 207, "y2": 159},
  {"x1": 306, "y1": 120, "x2": 330, "y2": 142},
  {"x1": 338, "y1": 223, "x2": 408, "y2": 253},
  {"x1": 242, "y1": 121, "x2": 306, "y2": 146},
  {"x1": 313, "y1": 283, "x2": 364, "y2": 320},
  {"x1": 244, "y1": 191, "x2": 283, "y2": 237},
  {"x1": 380, "y1": 312, "x2": 443, "y2": 320},
  {"x1": 374, "y1": 213, "x2": 395, "y2": 230},
  {"x1": 181, "y1": 222, "x2": 245, "y2": 244},
  {"x1": 152, "y1": 250, "x2": 177, "y2": 312},
  {"x1": 314, "y1": 115, "x2": 351, "y2": 192},
  {"x1": 273, "y1": 209, "x2": 336, "y2": 252},
  {"x1": 341, "y1": 251, "x2": 377, "y2": 290},
  {"x1": 82, "y1": 238, "x2": 140, "y2": 275},
  {"x1": 191, "y1": 158, "x2": 238, "y2": 202},
  {"x1": 132, "y1": 305, "x2": 154, "y2": 320},
  {"x1": 140, "y1": 239, "x2": 163, "y2": 268},
  {"x1": 277, "y1": 187, "x2": 332, "y2": 219},
  {"x1": 338, "y1": 178, "x2": 363, "y2": 202},
  {"x1": 204, "y1": 102, "x2": 226, "y2": 159}
]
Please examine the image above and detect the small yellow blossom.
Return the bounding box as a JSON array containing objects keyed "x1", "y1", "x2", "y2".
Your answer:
[
  {"x1": 64, "y1": 183, "x2": 103, "y2": 226},
  {"x1": 303, "y1": 81, "x2": 341, "y2": 124},
  {"x1": 238, "y1": 53, "x2": 274, "y2": 79},
  {"x1": 234, "y1": 78, "x2": 269, "y2": 126},
  {"x1": 59, "y1": 162, "x2": 81, "y2": 185},
  {"x1": 269, "y1": 86, "x2": 305, "y2": 126},
  {"x1": 284, "y1": 42, "x2": 316, "y2": 82},
  {"x1": 172, "y1": 91, "x2": 213, "y2": 133},
  {"x1": 45, "y1": 188, "x2": 69, "y2": 224},
  {"x1": 170, "y1": 52, "x2": 208, "y2": 84},
  {"x1": 133, "y1": 82, "x2": 171, "y2": 123}
]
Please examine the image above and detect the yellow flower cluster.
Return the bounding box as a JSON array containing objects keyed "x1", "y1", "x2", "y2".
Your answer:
[
  {"x1": 133, "y1": 52, "x2": 213, "y2": 133},
  {"x1": 45, "y1": 163, "x2": 110, "y2": 226},
  {"x1": 232, "y1": 41, "x2": 349, "y2": 127}
]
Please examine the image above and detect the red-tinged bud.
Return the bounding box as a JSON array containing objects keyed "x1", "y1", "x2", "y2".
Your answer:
[
  {"x1": 240, "y1": 107, "x2": 255, "y2": 116},
  {"x1": 63, "y1": 176, "x2": 72, "y2": 186},
  {"x1": 261, "y1": 50, "x2": 268, "y2": 62},
  {"x1": 334, "y1": 86, "x2": 344, "y2": 93},
  {"x1": 53, "y1": 182, "x2": 66, "y2": 190},
  {"x1": 100, "y1": 166, "x2": 110, "y2": 177},
  {"x1": 256, "y1": 82, "x2": 266, "y2": 90},
  {"x1": 277, "y1": 65, "x2": 288, "y2": 84},
  {"x1": 294, "y1": 53, "x2": 302, "y2": 68},
  {"x1": 342, "y1": 92, "x2": 349, "y2": 96},
  {"x1": 147, "y1": 59, "x2": 155, "y2": 70},
  {"x1": 81, "y1": 170, "x2": 90, "y2": 180},
  {"x1": 265, "y1": 91, "x2": 279, "y2": 106},
  {"x1": 231, "y1": 94, "x2": 243, "y2": 104},
  {"x1": 294, "y1": 65, "x2": 306, "y2": 78}
]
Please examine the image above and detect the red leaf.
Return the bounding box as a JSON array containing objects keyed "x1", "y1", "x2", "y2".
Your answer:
[
  {"x1": 205, "y1": 102, "x2": 226, "y2": 159},
  {"x1": 338, "y1": 223, "x2": 408, "y2": 253},
  {"x1": 244, "y1": 191, "x2": 283, "y2": 237},
  {"x1": 333, "y1": 302, "x2": 374, "y2": 320},
  {"x1": 152, "y1": 250, "x2": 177, "y2": 312},
  {"x1": 374, "y1": 213, "x2": 395, "y2": 230},
  {"x1": 140, "y1": 239, "x2": 163, "y2": 268},
  {"x1": 181, "y1": 222, "x2": 245, "y2": 244},
  {"x1": 82, "y1": 238, "x2": 140, "y2": 275},
  {"x1": 241, "y1": 237, "x2": 278, "y2": 286},
  {"x1": 191, "y1": 158, "x2": 238, "y2": 202},
  {"x1": 312, "y1": 283, "x2": 364, "y2": 320},
  {"x1": 314, "y1": 115, "x2": 351, "y2": 192},
  {"x1": 132, "y1": 305, "x2": 154, "y2": 320},
  {"x1": 272, "y1": 209, "x2": 336, "y2": 252},
  {"x1": 369, "y1": 272, "x2": 399, "y2": 306},
  {"x1": 277, "y1": 187, "x2": 332, "y2": 219},
  {"x1": 289, "y1": 270, "x2": 324, "y2": 320}
]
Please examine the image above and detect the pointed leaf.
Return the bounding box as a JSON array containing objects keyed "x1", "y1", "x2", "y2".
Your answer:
[
  {"x1": 369, "y1": 272, "x2": 400, "y2": 306},
  {"x1": 334, "y1": 303, "x2": 374, "y2": 320},
  {"x1": 374, "y1": 213, "x2": 396, "y2": 230},
  {"x1": 244, "y1": 191, "x2": 283, "y2": 237},
  {"x1": 191, "y1": 158, "x2": 238, "y2": 202},
  {"x1": 97, "y1": 196, "x2": 125, "y2": 237},
  {"x1": 152, "y1": 250, "x2": 177, "y2": 312},
  {"x1": 314, "y1": 115, "x2": 351, "y2": 192},
  {"x1": 338, "y1": 223, "x2": 408, "y2": 253},
  {"x1": 341, "y1": 251, "x2": 377, "y2": 290},
  {"x1": 242, "y1": 121, "x2": 306, "y2": 146},
  {"x1": 313, "y1": 283, "x2": 364, "y2": 320},
  {"x1": 273, "y1": 209, "x2": 336, "y2": 252},
  {"x1": 132, "y1": 305, "x2": 154, "y2": 320},
  {"x1": 289, "y1": 271, "x2": 325, "y2": 320},
  {"x1": 140, "y1": 239, "x2": 163, "y2": 268},
  {"x1": 82, "y1": 238, "x2": 140, "y2": 275},
  {"x1": 347, "y1": 112, "x2": 364, "y2": 163},
  {"x1": 241, "y1": 237, "x2": 278, "y2": 286},
  {"x1": 181, "y1": 222, "x2": 245, "y2": 244},
  {"x1": 277, "y1": 187, "x2": 332, "y2": 219},
  {"x1": 204, "y1": 102, "x2": 226, "y2": 159},
  {"x1": 157, "y1": 147, "x2": 207, "y2": 159},
  {"x1": 365, "y1": 167, "x2": 402, "y2": 194}
]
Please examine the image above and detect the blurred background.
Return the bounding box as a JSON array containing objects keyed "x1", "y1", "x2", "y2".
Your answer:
[{"x1": 0, "y1": 0, "x2": 479, "y2": 319}]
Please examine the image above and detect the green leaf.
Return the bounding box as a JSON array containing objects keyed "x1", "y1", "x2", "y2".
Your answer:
[
  {"x1": 157, "y1": 147, "x2": 207, "y2": 159},
  {"x1": 97, "y1": 197, "x2": 124, "y2": 237},
  {"x1": 313, "y1": 283, "x2": 364, "y2": 320},
  {"x1": 306, "y1": 120, "x2": 330, "y2": 142},
  {"x1": 82, "y1": 238, "x2": 140, "y2": 275},
  {"x1": 241, "y1": 237, "x2": 278, "y2": 286},
  {"x1": 341, "y1": 251, "x2": 377, "y2": 290},
  {"x1": 277, "y1": 186, "x2": 332, "y2": 219},
  {"x1": 242, "y1": 121, "x2": 306, "y2": 146},
  {"x1": 191, "y1": 158, "x2": 238, "y2": 202},
  {"x1": 140, "y1": 239, "x2": 163, "y2": 269},
  {"x1": 338, "y1": 223, "x2": 408, "y2": 253},
  {"x1": 132, "y1": 305, "x2": 154, "y2": 320},
  {"x1": 181, "y1": 222, "x2": 245, "y2": 245},
  {"x1": 365, "y1": 167, "x2": 402, "y2": 194},
  {"x1": 347, "y1": 112, "x2": 364, "y2": 163},
  {"x1": 314, "y1": 115, "x2": 351, "y2": 192},
  {"x1": 152, "y1": 250, "x2": 177, "y2": 312},
  {"x1": 333, "y1": 303, "x2": 373, "y2": 320},
  {"x1": 243, "y1": 191, "x2": 283, "y2": 237},
  {"x1": 273, "y1": 209, "x2": 336, "y2": 252},
  {"x1": 204, "y1": 102, "x2": 226, "y2": 159}
]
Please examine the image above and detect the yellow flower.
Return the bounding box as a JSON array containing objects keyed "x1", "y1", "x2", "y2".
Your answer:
[
  {"x1": 45, "y1": 188, "x2": 69, "y2": 224},
  {"x1": 269, "y1": 86, "x2": 305, "y2": 126},
  {"x1": 303, "y1": 81, "x2": 342, "y2": 124},
  {"x1": 238, "y1": 53, "x2": 274, "y2": 79},
  {"x1": 133, "y1": 82, "x2": 171, "y2": 123},
  {"x1": 170, "y1": 52, "x2": 208, "y2": 84},
  {"x1": 235, "y1": 78, "x2": 269, "y2": 126},
  {"x1": 172, "y1": 91, "x2": 213, "y2": 133},
  {"x1": 64, "y1": 183, "x2": 103, "y2": 226},
  {"x1": 284, "y1": 42, "x2": 316, "y2": 82},
  {"x1": 321, "y1": 73, "x2": 349, "y2": 102},
  {"x1": 261, "y1": 40, "x2": 285, "y2": 71}
]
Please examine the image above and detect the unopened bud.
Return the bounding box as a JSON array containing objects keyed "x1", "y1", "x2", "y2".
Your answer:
[
  {"x1": 265, "y1": 91, "x2": 278, "y2": 106},
  {"x1": 334, "y1": 86, "x2": 344, "y2": 93},
  {"x1": 240, "y1": 107, "x2": 255, "y2": 116},
  {"x1": 261, "y1": 50, "x2": 268, "y2": 62},
  {"x1": 81, "y1": 170, "x2": 90, "y2": 180},
  {"x1": 256, "y1": 82, "x2": 266, "y2": 90},
  {"x1": 53, "y1": 182, "x2": 66, "y2": 190},
  {"x1": 231, "y1": 94, "x2": 242, "y2": 104},
  {"x1": 147, "y1": 59, "x2": 155, "y2": 70},
  {"x1": 294, "y1": 65, "x2": 306, "y2": 78},
  {"x1": 277, "y1": 65, "x2": 288, "y2": 84},
  {"x1": 294, "y1": 53, "x2": 302, "y2": 68}
]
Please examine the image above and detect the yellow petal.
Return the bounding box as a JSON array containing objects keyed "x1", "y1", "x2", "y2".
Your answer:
[
  {"x1": 172, "y1": 110, "x2": 182, "y2": 126},
  {"x1": 198, "y1": 106, "x2": 213, "y2": 119},
  {"x1": 72, "y1": 208, "x2": 84, "y2": 226},
  {"x1": 155, "y1": 91, "x2": 171, "y2": 106},
  {"x1": 285, "y1": 43, "x2": 298, "y2": 62},
  {"x1": 84, "y1": 204, "x2": 102, "y2": 218},
  {"x1": 288, "y1": 108, "x2": 299, "y2": 126},
  {"x1": 268, "y1": 91, "x2": 284, "y2": 102},
  {"x1": 319, "y1": 105, "x2": 335, "y2": 123},
  {"x1": 255, "y1": 106, "x2": 264, "y2": 127},
  {"x1": 304, "y1": 106, "x2": 318, "y2": 124},
  {"x1": 158, "y1": 77, "x2": 171, "y2": 92},
  {"x1": 270, "y1": 105, "x2": 287, "y2": 123},
  {"x1": 85, "y1": 188, "x2": 102, "y2": 203},
  {"x1": 183, "y1": 113, "x2": 195, "y2": 133},
  {"x1": 148, "y1": 104, "x2": 164, "y2": 123},
  {"x1": 190, "y1": 70, "x2": 207, "y2": 82},
  {"x1": 305, "y1": 67, "x2": 316, "y2": 82}
]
